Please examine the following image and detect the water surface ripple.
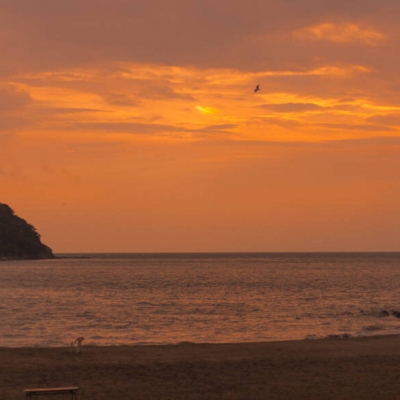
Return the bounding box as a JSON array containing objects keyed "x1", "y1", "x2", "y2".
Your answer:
[{"x1": 1, "y1": 252, "x2": 400, "y2": 347}]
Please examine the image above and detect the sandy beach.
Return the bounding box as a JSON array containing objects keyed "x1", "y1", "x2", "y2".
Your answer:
[{"x1": 2, "y1": 335, "x2": 400, "y2": 399}]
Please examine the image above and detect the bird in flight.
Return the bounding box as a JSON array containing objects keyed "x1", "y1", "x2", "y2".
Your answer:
[{"x1": 254, "y1": 84, "x2": 260, "y2": 93}]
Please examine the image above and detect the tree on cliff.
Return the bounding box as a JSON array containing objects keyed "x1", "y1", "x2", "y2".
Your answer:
[{"x1": 0, "y1": 203, "x2": 54, "y2": 259}]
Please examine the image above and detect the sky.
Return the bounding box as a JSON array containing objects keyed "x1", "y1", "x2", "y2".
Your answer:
[{"x1": 1, "y1": 0, "x2": 400, "y2": 253}]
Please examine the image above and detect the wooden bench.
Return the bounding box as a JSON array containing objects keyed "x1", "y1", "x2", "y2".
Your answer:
[{"x1": 24, "y1": 386, "x2": 79, "y2": 399}]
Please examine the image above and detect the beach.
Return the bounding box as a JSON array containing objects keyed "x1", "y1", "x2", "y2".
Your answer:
[{"x1": 2, "y1": 335, "x2": 400, "y2": 400}]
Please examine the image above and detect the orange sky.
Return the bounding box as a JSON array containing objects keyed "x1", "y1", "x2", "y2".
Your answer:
[{"x1": 1, "y1": 1, "x2": 399, "y2": 252}]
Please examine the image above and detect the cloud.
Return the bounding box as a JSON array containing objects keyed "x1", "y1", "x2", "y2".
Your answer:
[
  {"x1": 137, "y1": 85, "x2": 196, "y2": 102},
  {"x1": 0, "y1": 1, "x2": 398, "y2": 144},
  {"x1": 58, "y1": 122, "x2": 180, "y2": 134},
  {"x1": 294, "y1": 22, "x2": 386, "y2": 45},
  {"x1": 317, "y1": 122, "x2": 396, "y2": 132},
  {"x1": 104, "y1": 94, "x2": 142, "y2": 107},
  {"x1": 0, "y1": 0, "x2": 397, "y2": 73},
  {"x1": 367, "y1": 113, "x2": 400, "y2": 127},
  {"x1": 34, "y1": 107, "x2": 108, "y2": 115},
  {"x1": 0, "y1": 86, "x2": 32, "y2": 131},
  {"x1": 259, "y1": 102, "x2": 326, "y2": 113},
  {"x1": 0, "y1": 133, "x2": 13, "y2": 142},
  {"x1": 194, "y1": 123, "x2": 237, "y2": 133},
  {"x1": 0, "y1": 85, "x2": 32, "y2": 113},
  {"x1": 0, "y1": 119, "x2": 30, "y2": 132},
  {"x1": 188, "y1": 135, "x2": 400, "y2": 149},
  {"x1": 57, "y1": 121, "x2": 237, "y2": 135}
]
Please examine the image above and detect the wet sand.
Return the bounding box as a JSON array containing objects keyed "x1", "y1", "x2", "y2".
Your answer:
[{"x1": 2, "y1": 335, "x2": 400, "y2": 399}]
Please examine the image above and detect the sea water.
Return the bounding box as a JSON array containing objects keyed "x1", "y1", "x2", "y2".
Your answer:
[{"x1": 1, "y1": 252, "x2": 400, "y2": 347}]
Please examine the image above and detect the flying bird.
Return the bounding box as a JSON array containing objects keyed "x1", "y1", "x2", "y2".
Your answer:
[{"x1": 254, "y1": 84, "x2": 260, "y2": 93}]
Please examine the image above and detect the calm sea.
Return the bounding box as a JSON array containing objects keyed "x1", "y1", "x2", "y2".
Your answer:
[{"x1": 1, "y1": 252, "x2": 400, "y2": 348}]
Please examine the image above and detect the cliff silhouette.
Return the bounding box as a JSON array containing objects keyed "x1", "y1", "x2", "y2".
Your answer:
[{"x1": 0, "y1": 203, "x2": 54, "y2": 259}]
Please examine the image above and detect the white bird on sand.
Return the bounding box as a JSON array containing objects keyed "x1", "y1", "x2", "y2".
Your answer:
[
  {"x1": 254, "y1": 84, "x2": 260, "y2": 93},
  {"x1": 71, "y1": 336, "x2": 84, "y2": 354}
]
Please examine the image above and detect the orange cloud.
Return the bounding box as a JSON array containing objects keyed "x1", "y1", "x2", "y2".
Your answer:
[
  {"x1": 295, "y1": 23, "x2": 386, "y2": 45},
  {"x1": 1, "y1": 60, "x2": 396, "y2": 144},
  {"x1": 0, "y1": 85, "x2": 32, "y2": 113}
]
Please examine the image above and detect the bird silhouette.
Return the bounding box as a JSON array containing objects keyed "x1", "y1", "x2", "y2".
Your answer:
[{"x1": 254, "y1": 84, "x2": 260, "y2": 93}]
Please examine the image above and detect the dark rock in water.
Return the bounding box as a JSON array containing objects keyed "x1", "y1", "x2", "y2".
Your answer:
[
  {"x1": 376, "y1": 309, "x2": 400, "y2": 318},
  {"x1": 0, "y1": 203, "x2": 54, "y2": 260},
  {"x1": 379, "y1": 310, "x2": 390, "y2": 317},
  {"x1": 391, "y1": 310, "x2": 400, "y2": 318}
]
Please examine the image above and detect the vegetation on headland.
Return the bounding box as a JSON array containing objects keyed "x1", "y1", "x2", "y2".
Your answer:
[{"x1": 0, "y1": 203, "x2": 54, "y2": 259}]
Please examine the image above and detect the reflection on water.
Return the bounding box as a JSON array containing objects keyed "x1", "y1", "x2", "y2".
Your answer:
[{"x1": 1, "y1": 253, "x2": 400, "y2": 347}]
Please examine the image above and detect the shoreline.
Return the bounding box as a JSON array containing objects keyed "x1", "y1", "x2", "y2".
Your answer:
[
  {"x1": 2, "y1": 326, "x2": 399, "y2": 349},
  {"x1": 2, "y1": 335, "x2": 400, "y2": 399}
]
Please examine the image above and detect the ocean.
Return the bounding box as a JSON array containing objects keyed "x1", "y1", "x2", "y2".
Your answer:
[{"x1": 1, "y1": 252, "x2": 400, "y2": 348}]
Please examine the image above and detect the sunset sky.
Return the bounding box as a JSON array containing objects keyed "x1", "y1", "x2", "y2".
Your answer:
[{"x1": 1, "y1": 0, "x2": 399, "y2": 252}]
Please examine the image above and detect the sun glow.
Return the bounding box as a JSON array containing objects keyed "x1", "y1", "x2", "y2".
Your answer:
[{"x1": 195, "y1": 105, "x2": 219, "y2": 115}]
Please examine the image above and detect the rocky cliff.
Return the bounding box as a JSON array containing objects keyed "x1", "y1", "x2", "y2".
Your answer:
[{"x1": 0, "y1": 203, "x2": 54, "y2": 259}]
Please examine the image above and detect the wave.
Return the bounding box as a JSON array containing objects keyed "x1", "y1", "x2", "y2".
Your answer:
[{"x1": 306, "y1": 324, "x2": 400, "y2": 341}]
